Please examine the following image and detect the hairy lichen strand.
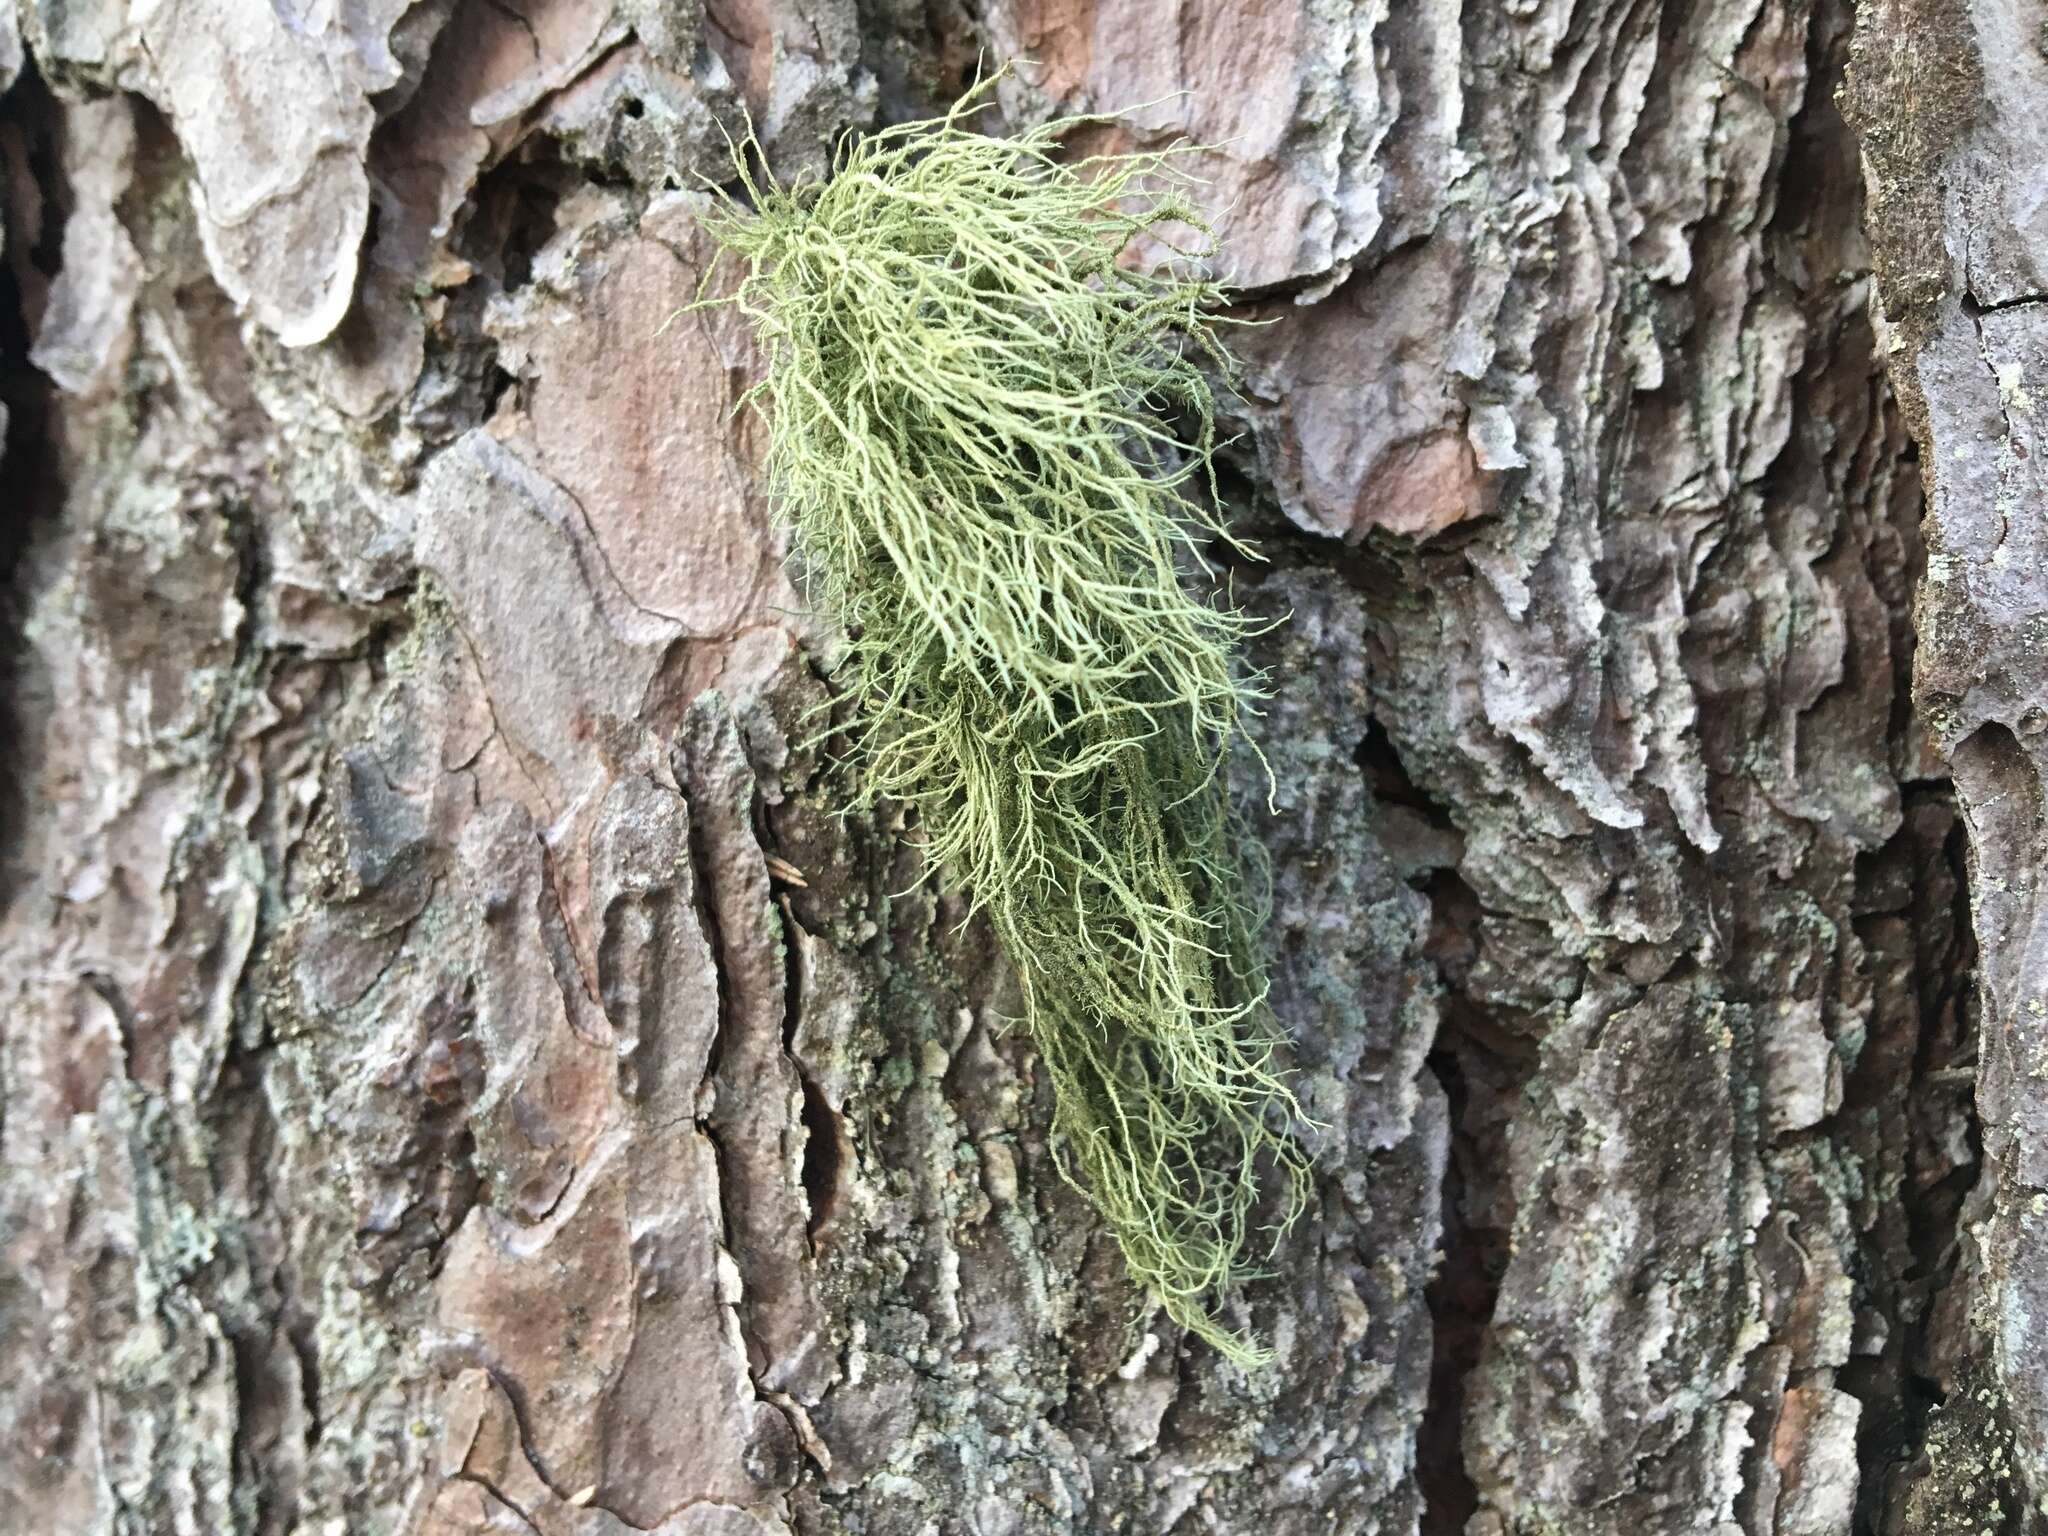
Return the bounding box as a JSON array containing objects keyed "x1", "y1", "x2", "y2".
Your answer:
[{"x1": 691, "y1": 76, "x2": 1311, "y2": 1365}]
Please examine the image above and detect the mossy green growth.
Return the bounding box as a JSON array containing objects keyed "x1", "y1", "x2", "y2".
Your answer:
[{"x1": 691, "y1": 77, "x2": 1310, "y2": 1364}]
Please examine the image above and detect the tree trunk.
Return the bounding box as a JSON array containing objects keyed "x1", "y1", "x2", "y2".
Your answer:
[{"x1": 0, "y1": 0, "x2": 2024, "y2": 1532}]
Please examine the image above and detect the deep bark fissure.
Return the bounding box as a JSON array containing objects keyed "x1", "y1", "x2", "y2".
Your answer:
[
  {"x1": 1416, "y1": 1018, "x2": 1507, "y2": 1536},
  {"x1": 1836, "y1": 789, "x2": 1988, "y2": 1530},
  {"x1": 0, "y1": 62, "x2": 62, "y2": 908},
  {"x1": 1353, "y1": 712, "x2": 1524, "y2": 1536},
  {"x1": 194, "y1": 505, "x2": 333, "y2": 1536}
]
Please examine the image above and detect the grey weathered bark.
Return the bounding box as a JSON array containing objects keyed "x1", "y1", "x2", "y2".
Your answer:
[
  {"x1": 1844, "y1": 4, "x2": 2048, "y2": 1529},
  {"x1": 0, "y1": 0, "x2": 2026, "y2": 1532}
]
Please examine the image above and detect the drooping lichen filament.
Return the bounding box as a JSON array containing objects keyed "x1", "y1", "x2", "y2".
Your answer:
[{"x1": 691, "y1": 76, "x2": 1310, "y2": 1365}]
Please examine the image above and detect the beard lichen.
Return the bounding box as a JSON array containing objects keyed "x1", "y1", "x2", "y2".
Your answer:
[{"x1": 692, "y1": 78, "x2": 1310, "y2": 1365}]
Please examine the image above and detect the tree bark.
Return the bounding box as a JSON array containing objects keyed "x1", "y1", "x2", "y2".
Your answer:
[
  {"x1": 1844, "y1": 4, "x2": 2048, "y2": 1528},
  {"x1": 0, "y1": 0, "x2": 2020, "y2": 1532}
]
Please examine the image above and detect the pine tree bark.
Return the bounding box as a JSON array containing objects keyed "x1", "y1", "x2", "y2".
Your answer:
[
  {"x1": 0, "y1": 0, "x2": 2021, "y2": 1532},
  {"x1": 1844, "y1": 4, "x2": 2048, "y2": 1528}
]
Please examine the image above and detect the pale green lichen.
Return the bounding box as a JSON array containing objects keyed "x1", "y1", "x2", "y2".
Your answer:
[{"x1": 691, "y1": 76, "x2": 1309, "y2": 1363}]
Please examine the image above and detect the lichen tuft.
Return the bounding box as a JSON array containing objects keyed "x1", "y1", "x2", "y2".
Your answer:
[{"x1": 691, "y1": 75, "x2": 1310, "y2": 1364}]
